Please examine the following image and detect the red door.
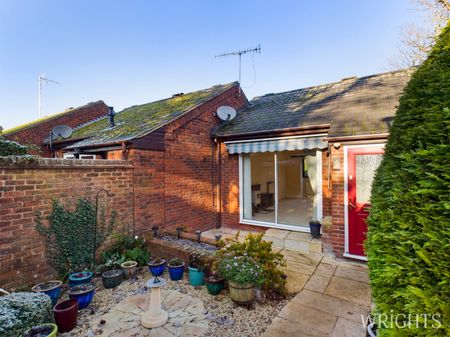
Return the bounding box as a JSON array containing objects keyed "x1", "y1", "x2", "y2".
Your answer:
[{"x1": 347, "y1": 147, "x2": 384, "y2": 256}]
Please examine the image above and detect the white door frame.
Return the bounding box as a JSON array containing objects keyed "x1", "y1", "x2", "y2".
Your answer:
[{"x1": 343, "y1": 143, "x2": 385, "y2": 261}]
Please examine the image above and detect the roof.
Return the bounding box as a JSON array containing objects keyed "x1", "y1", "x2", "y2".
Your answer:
[
  {"x1": 63, "y1": 82, "x2": 237, "y2": 149},
  {"x1": 3, "y1": 101, "x2": 106, "y2": 135},
  {"x1": 216, "y1": 69, "x2": 412, "y2": 138}
]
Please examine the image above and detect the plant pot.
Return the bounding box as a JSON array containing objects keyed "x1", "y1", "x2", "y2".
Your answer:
[
  {"x1": 205, "y1": 274, "x2": 224, "y2": 295},
  {"x1": 68, "y1": 271, "x2": 93, "y2": 288},
  {"x1": 68, "y1": 283, "x2": 95, "y2": 310},
  {"x1": 168, "y1": 262, "x2": 185, "y2": 281},
  {"x1": 121, "y1": 261, "x2": 138, "y2": 279},
  {"x1": 367, "y1": 322, "x2": 377, "y2": 337},
  {"x1": 102, "y1": 269, "x2": 123, "y2": 289},
  {"x1": 53, "y1": 299, "x2": 78, "y2": 333},
  {"x1": 31, "y1": 280, "x2": 62, "y2": 305},
  {"x1": 22, "y1": 323, "x2": 58, "y2": 337},
  {"x1": 309, "y1": 220, "x2": 322, "y2": 238},
  {"x1": 148, "y1": 259, "x2": 166, "y2": 276},
  {"x1": 228, "y1": 281, "x2": 255, "y2": 304},
  {"x1": 188, "y1": 266, "x2": 205, "y2": 286}
]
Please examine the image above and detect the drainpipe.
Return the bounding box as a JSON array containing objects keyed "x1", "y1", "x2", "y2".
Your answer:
[{"x1": 216, "y1": 138, "x2": 222, "y2": 229}]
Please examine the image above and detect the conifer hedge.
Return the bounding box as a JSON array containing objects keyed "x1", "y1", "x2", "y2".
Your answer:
[{"x1": 367, "y1": 23, "x2": 449, "y2": 336}]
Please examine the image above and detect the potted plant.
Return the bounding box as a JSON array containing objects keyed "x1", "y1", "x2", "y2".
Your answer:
[
  {"x1": 309, "y1": 219, "x2": 322, "y2": 238},
  {"x1": 121, "y1": 260, "x2": 138, "y2": 279},
  {"x1": 22, "y1": 323, "x2": 58, "y2": 337},
  {"x1": 102, "y1": 269, "x2": 123, "y2": 289},
  {"x1": 205, "y1": 272, "x2": 225, "y2": 295},
  {"x1": 167, "y1": 258, "x2": 185, "y2": 281},
  {"x1": 68, "y1": 283, "x2": 95, "y2": 310},
  {"x1": 68, "y1": 271, "x2": 93, "y2": 288},
  {"x1": 31, "y1": 280, "x2": 62, "y2": 305},
  {"x1": 148, "y1": 257, "x2": 166, "y2": 276},
  {"x1": 218, "y1": 255, "x2": 264, "y2": 304},
  {"x1": 53, "y1": 299, "x2": 78, "y2": 333},
  {"x1": 188, "y1": 254, "x2": 206, "y2": 286}
]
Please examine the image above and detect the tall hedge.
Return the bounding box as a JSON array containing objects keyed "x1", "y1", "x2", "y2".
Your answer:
[{"x1": 367, "y1": 23, "x2": 450, "y2": 336}]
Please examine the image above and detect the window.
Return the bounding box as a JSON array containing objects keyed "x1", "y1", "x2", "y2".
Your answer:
[{"x1": 240, "y1": 150, "x2": 322, "y2": 230}]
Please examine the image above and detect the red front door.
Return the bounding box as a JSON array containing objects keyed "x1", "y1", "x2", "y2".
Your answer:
[{"x1": 347, "y1": 147, "x2": 384, "y2": 256}]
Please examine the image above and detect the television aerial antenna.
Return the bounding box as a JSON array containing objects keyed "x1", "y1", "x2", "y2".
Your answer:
[
  {"x1": 216, "y1": 106, "x2": 237, "y2": 122},
  {"x1": 215, "y1": 44, "x2": 261, "y2": 95},
  {"x1": 38, "y1": 74, "x2": 60, "y2": 118}
]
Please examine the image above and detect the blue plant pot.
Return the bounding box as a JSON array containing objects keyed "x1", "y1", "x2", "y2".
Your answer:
[
  {"x1": 68, "y1": 283, "x2": 95, "y2": 310},
  {"x1": 68, "y1": 271, "x2": 93, "y2": 288},
  {"x1": 148, "y1": 259, "x2": 166, "y2": 277},
  {"x1": 31, "y1": 280, "x2": 62, "y2": 306},
  {"x1": 188, "y1": 267, "x2": 205, "y2": 286},
  {"x1": 168, "y1": 262, "x2": 185, "y2": 281}
]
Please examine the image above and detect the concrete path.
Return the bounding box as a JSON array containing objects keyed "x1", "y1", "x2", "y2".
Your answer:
[{"x1": 263, "y1": 250, "x2": 371, "y2": 337}]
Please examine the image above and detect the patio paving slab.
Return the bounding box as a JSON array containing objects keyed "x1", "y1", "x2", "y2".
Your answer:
[
  {"x1": 324, "y1": 276, "x2": 372, "y2": 307},
  {"x1": 331, "y1": 317, "x2": 367, "y2": 337},
  {"x1": 262, "y1": 317, "x2": 329, "y2": 337},
  {"x1": 334, "y1": 265, "x2": 370, "y2": 283}
]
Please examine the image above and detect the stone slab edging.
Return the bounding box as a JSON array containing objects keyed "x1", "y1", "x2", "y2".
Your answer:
[{"x1": 0, "y1": 156, "x2": 133, "y2": 169}]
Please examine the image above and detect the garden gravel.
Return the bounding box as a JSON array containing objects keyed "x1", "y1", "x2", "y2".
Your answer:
[{"x1": 59, "y1": 268, "x2": 289, "y2": 337}]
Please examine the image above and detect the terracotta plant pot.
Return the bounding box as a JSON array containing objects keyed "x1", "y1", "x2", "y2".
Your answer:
[
  {"x1": 31, "y1": 280, "x2": 62, "y2": 305},
  {"x1": 228, "y1": 281, "x2": 255, "y2": 304},
  {"x1": 102, "y1": 269, "x2": 123, "y2": 289},
  {"x1": 121, "y1": 261, "x2": 138, "y2": 279},
  {"x1": 22, "y1": 323, "x2": 58, "y2": 337},
  {"x1": 53, "y1": 299, "x2": 78, "y2": 333},
  {"x1": 205, "y1": 274, "x2": 224, "y2": 295},
  {"x1": 68, "y1": 283, "x2": 95, "y2": 310}
]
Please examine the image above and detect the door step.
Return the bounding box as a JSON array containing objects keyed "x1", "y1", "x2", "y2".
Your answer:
[{"x1": 263, "y1": 228, "x2": 322, "y2": 254}]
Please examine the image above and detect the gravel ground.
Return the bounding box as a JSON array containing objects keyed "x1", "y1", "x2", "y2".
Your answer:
[{"x1": 60, "y1": 268, "x2": 290, "y2": 337}]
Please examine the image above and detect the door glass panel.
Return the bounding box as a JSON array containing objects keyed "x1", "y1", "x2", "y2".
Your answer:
[
  {"x1": 243, "y1": 152, "x2": 275, "y2": 223},
  {"x1": 355, "y1": 154, "x2": 383, "y2": 204}
]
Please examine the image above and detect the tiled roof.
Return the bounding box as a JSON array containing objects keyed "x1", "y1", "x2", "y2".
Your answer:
[
  {"x1": 216, "y1": 69, "x2": 412, "y2": 138},
  {"x1": 63, "y1": 82, "x2": 237, "y2": 148}
]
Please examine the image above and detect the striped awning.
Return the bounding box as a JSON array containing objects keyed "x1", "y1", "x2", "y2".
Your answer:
[{"x1": 226, "y1": 136, "x2": 327, "y2": 154}]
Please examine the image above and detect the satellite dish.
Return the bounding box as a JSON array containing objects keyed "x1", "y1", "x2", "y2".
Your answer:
[
  {"x1": 51, "y1": 125, "x2": 73, "y2": 139},
  {"x1": 216, "y1": 106, "x2": 236, "y2": 121}
]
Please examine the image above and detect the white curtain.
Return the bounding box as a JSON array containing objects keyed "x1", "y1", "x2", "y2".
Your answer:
[
  {"x1": 242, "y1": 155, "x2": 253, "y2": 219},
  {"x1": 305, "y1": 155, "x2": 318, "y2": 212}
]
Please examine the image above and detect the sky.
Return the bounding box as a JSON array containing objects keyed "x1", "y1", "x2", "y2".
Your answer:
[{"x1": 0, "y1": 0, "x2": 428, "y2": 130}]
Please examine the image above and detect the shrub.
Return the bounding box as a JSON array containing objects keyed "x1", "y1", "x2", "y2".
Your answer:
[
  {"x1": 101, "y1": 233, "x2": 150, "y2": 267},
  {"x1": 366, "y1": 24, "x2": 450, "y2": 336},
  {"x1": 216, "y1": 233, "x2": 287, "y2": 296},
  {"x1": 0, "y1": 292, "x2": 53, "y2": 337},
  {"x1": 217, "y1": 254, "x2": 264, "y2": 286},
  {"x1": 0, "y1": 136, "x2": 28, "y2": 156},
  {"x1": 36, "y1": 197, "x2": 116, "y2": 276},
  {"x1": 168, "y1": 258, "x2": 184, "y2": 267}
]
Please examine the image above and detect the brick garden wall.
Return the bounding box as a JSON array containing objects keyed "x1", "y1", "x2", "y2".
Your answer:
[
  {"x1": 4, "y1": 101, "x2": 109, "y2": 157},
  {"x1": 163, "y1": 85, "x2": 247, "y2": 233},
  {"x1": 0, "y1": 157, "x2": 134, "y2": 290}
]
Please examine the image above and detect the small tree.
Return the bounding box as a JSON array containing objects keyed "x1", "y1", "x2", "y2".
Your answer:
[
  {"x1": 367, "y1": 23, "x2": 449, "y2": 336},
  {"x1": 36, "y1": 197, "x2": 116, "y2": 277},
  {"x1": 0, "y1": 136, "x2": 28, "y2": 156}
]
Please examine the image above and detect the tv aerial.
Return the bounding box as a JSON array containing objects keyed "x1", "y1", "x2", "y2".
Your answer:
[
  {"x1": 215, "y1": 44, "x2": 261, "y2": 96},
  {"x1": 38, "y1": 74, "x2": 60, "y2": 118},
  {"x1": 216, "y1": 106, "x2": 237, "y2": 121},
  {"x1": 48, "y1": 125, "x2": 73, "y2": 150}
]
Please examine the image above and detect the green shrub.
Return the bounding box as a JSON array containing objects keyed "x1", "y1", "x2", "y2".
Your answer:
[
  {"x1": 0, "y1": 292, "x2": 53, "y2": 337},
  {"x1": 218, "y1": 254, "x2": 264, "y2": 286},
  {"x1": 0, "y1": 136, "x2": 28, "y2": 156},
  {"x1": 36, "y1": 197, "x2": 116, "y2": 276},
  {"x1": 101, "y1": 233, "x2": 150, "y2": 267},
  {"x1": 216, "y1": 233, "x2": 287, "y2": 296},
  {"x1": 367, "y1": 23, "x2": 450, "y2": 336}
]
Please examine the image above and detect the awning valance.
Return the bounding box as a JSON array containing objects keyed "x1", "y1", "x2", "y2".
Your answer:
[{"x1": 226, "y1": 136, "x2": 327, "y2": 154}]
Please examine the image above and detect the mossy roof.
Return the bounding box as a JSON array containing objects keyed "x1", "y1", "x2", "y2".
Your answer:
[
  {"x1": 3, "y1": 101, "x2": 105, "y2": 135},
  {"x1": 64, "y1": 82, "x2": 236, "y2": 149},
  {"x1": 216, "y1": 69, "x2": 413, "y2": 138}
]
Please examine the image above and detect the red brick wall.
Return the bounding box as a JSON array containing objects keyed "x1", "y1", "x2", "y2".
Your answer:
[
  {"x1": 322, "y1": 146, "x2": 345, "y2": 256},
  {"x1": 4, "y1": 101, "x2": 108, "y2": 157},
  {"x1": 163, "y1": 85, "x2": 247, "y2": 233},
  {"x1": 0, "y1": 157, "x2": 133, "y2": 290}
]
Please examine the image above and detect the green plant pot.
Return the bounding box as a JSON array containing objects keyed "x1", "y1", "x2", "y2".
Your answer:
[
  {"x1": 205, "y1": 277, "x2": 224, "y2": 295},
  {"x1": 22, "y1": 323, "x2": 58, "y2": 337},
  {"x1": 188, "y1": 267, "x2": 205, "y2": 286}
]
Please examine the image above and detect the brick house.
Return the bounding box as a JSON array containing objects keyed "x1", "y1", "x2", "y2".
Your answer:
[
  {"x1": 7, "y1": 69, "x2": 411, "y2": 260},
  {"x1": 3, "y1": 101, "x2": 109, "y2": 157}
]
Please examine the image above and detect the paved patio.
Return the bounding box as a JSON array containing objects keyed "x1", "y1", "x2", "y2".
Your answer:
[{"x1": 263, "y1": 249, "x2": 371, "y2": 337}]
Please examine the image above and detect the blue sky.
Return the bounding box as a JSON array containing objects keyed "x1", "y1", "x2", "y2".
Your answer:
[{"x1": 0, "y1": 0, "x2": 427, "y2": 130}]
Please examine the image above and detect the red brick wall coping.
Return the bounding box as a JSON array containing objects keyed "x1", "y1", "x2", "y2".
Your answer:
[{"x1": 0, "y1": 157, "x2": 132, "y2": 169}]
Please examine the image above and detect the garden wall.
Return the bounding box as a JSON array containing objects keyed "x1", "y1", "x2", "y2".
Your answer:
[{"x1": 0, "y1": 157, "x2": 134, "y2": 290}]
